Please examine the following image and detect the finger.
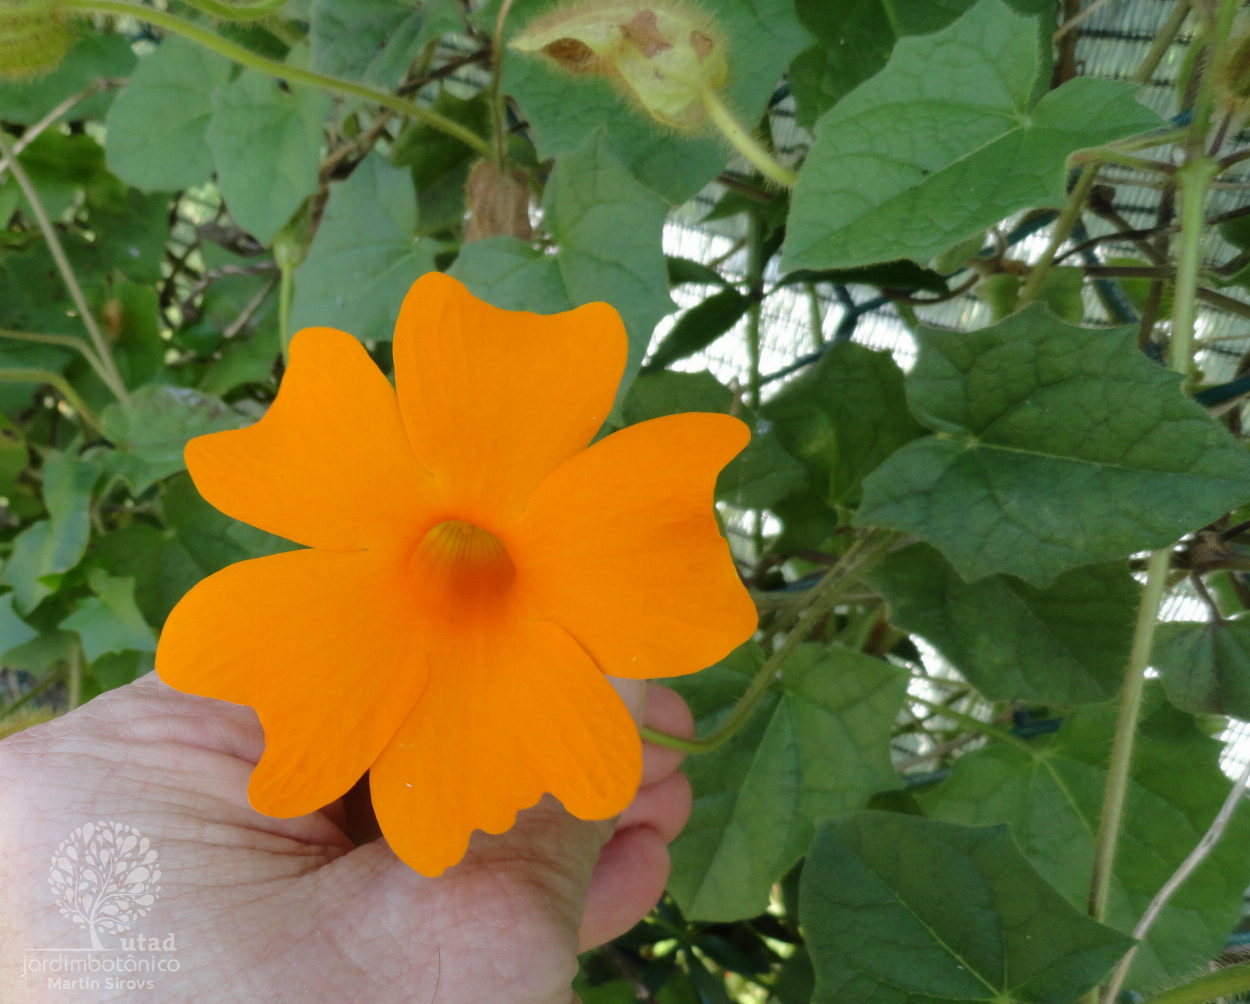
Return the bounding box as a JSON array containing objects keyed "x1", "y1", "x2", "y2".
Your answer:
[
  {"x1": 577, "y1": 825, "x2": 671, "y2": 952},
  {"x1": 641, "y1": 682, "x2": 694, "y2": 785},
  {"x1": 617, "y1": 770, "x2": 691, "y2": 844},
  {"x1": 607, "y1": 675, "x2": 647, "y2": 721}
]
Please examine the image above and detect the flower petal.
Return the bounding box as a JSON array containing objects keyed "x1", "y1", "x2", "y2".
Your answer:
[
  {"x1": 511, "y1": 412, "x2": 757, "y2": 679},
  {"x1": 186, "y1": 327, "x2": 436, "y2": 551},
  {"x1": 370, "y1": 618, "x2": 641, "y2": 877},
  {"x1": 392, "y1": 273, "x2": 627, "y2": 527},
  {"x1": 156, "y1": 548, "x2": 429, "y2": 817}
]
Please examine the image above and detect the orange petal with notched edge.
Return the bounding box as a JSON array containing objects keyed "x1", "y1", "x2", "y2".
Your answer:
[
  {"x1": 370, "y1": 617, "x2": 641, "y2": 877},
  {"x1": 392, "y1": 272, "x2": 627, "y2": 528},
  {"x1": 511, "y1": 412, "x2": 757, "y2": 680},
  {"x1": 186, "y1": 327, "x2": 437, "y2": 552},
  {"x1": 156, "y1": 548, "x2": 430, "y2": 817}
]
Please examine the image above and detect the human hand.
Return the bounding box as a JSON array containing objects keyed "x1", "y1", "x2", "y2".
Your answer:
[{"x1": 0, "y1": 673, "x2": 693, "y2": 1003}]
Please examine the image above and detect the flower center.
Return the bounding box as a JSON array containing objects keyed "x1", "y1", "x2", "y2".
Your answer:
[{"x1": 413, "y1": 520, "x2": 516, "y2": 619}]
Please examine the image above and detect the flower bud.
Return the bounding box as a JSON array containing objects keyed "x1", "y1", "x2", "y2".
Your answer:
[
  {"x1": 0, "y1": 0, "x2": 71, "y2": 80},
  {"x1": 510, "y1": 1, "x2": 728, "y2": 130}
]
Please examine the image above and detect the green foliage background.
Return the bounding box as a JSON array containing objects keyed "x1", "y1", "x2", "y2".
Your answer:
[{"x1": 5, "y1": 0, "x2": 1250, "y2": 1002}]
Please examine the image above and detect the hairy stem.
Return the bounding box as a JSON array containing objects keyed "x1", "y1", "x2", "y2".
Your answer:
[
  {"x1": 0, "y1": 369, "x2": 102, "y2": 432},
  {"x1": 1139, "y1": 961, "x2": 1250, "y2": 1004},
  {"x1": 1088, "y1": 548, "x2": 1171, "y2": 924},
  {"x1": 907, "y1": 694, "x2": 1037, "y2": 757},
  {"x1": 1017, "y1": 163, "x2": 1100, "y2": 308},
  {"x1": 0, "y1": 84, "x2": 107, "y2": 185},
  {"x1": 0, "y1": 131, "x2": 129, "y2": 406},
  {"x1": 701, "y1": 89, "x2": 797, "y2": 188},
  {"x1": 176, "y1": 0, "x2": 286, "y2": 21},
  {"x1": 64, "y1": 0, "x2": 493, "y2": 159},
  {"x1": 1133, "y1": 0, "x2": 1192, "y2": 85}
]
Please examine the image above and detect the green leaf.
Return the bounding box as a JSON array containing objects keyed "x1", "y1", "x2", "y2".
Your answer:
[
  {"x1": 783, "y1": 0, "x2": 1162, "y2": 270},
  {"x1": 199, "y1": 325, "x2": 280, "y2": 396},
  {"x1": 0, "y1": 33, "x2": 136, "y2": 125},
  {"x1": 1153, "y1": 617, "x2": 1250, "y2": 720},
  {"x1": 788, "y1": 0, "x2": 1054, "y2": 128},
  {"x1": 161, "y1": 472, "x2": 297, "y2": 575},
  {"x1": 0, "y1": 593, "x2": 39, "y2": 658},
  {"x1": 91, "y1": 523, "x2": 205, "y2": 626},
  {"x1": 644, "y1": 289, "x2": 752, "y2": 372},
  {"x1": 90, "y1": 189, "x2": 172, "y2": 286},
  {"x1": 310, "y1": 0, "x2": 459, "y2": 86},
  {"x1": 9, "y1": 130, "x2": 110, "y2": 220},
  {"x1": 451, "y1": 130, "x2": 674, "y2": 388},
  {"x1": 801, "y1": 812, "x2": 1133, "y2": 1003},
  {"x1": 666, "y1": 256, "x2": 730, "y2": 289},
  {"x1": 770, "y1": 485, "x2": 842, "y2": 554},
  {"x1": 779, "y1": 261, "x2": 950, "y2": 294},
  {"x1": 762, "y1": 341, "x2": 925, "y2": 509},
  {"x1": 871, "y1": 543, "x2": 1137, "y2": 703},
  {"x1": 60, "y1": 568, "x2": 156, "y2": 664},
  {"x1": 920, "y1": 691, "x2": 1250, "y2": 991},
  {"x1": 717, "y1": 433, "x2": 807, "y2": 510},
  {"x1": 391, "y1": 89, "x2": 490, "y2": 234},
  {"x1": 291, "y1": 153, "x2": 440, "y2": 342},
  {"x1": 104, "y1": 38, "x2": 233, "y2": 192},
  {"x1": 101, "y1": 385, "x2": 247, "y2": 494},
  {"x1": 0, "y1": 233, "x2": 107, "y2": 343},
  {"x1": 0, "y1": 451, "x2": 99, "y2": 613},
  {"x1": 90, "y1": 649, "x2": 152, "y2": 691},
  {"x1": 502, "y1": 0, "x2": 811, "y2": 204},
  {"x1": 666, "y1": 643, "x2": 907, "y2": 921},
  {"x1": 0, "y1": 412, "x2": 29, "y2": 497},
  {"x1": 100, "y1": 276, "x2": 165, "y2": 388},
  {"x1": 622, "y1": 370, "x2": 735, "y2": 424},
  {"x1": 577, "y1": 981, "x2": 639, "y2": 1004},
  {"x1": 856, "y1": 306, "x2": 1250, "y2": 585},
  {"x1": 771, "y1": 948, "x2": 816, "y2": 1004},
  {"x1": 206, "y1": 71, "x2": 331, "y2": 245}
]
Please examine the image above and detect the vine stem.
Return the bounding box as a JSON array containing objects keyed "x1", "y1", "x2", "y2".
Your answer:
[
  {"x1": 176, "y1": 0, "x2": 286, "y2": 22},
  {"x1": 0, "y1": 369, "x2": 101, "y2": 432},
  {"x1": 700, "y1": 89, "x2": 798, "y2": 188},
  {"x1": 1088, "y1": 547, "x2": 1171, "y2": 924},
  {"x1": 907, "y1": 694, "x2": 1037, "y2": 757},
  {"x1": 490, "y1": 0, "x2": 519, "y2": 168},
  {"x1": 0, "y1": 83, "x2": 106, "y2": 186},
  {"x1": 0, "y1": 131, "x2": 129, "y2": 407},
  {"x1": 1016, "y1": 162, "x2": 1100, "y2": 308},
  {"x1": 1101, "y1": 754, "x2": 1250, "y2": 1003},
  {"x1": 1132, "y1": 0, "x2": 1191, "y2": 85},
  {"x1": 63, "y1": 0, "x2": 493, "y2": 159},
  {"x1": 1138, "y1": 961, "x2": 1250, "y2": 1004},
  {"x1": 1085, "y1": 5, "x2": 1235, "y2": 967},
  {"x1": 642, "y1": 529, "x2": 898, "y2": 754}
]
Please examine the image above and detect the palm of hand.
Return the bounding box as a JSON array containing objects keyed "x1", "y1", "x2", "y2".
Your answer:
[{"x1": 0, "y1": 675, "x2": 692, "y2": 1003}]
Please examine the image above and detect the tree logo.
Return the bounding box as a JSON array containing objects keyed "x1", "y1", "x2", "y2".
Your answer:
[{"x1": 47, "y1": 821, "x2": 162, "y2": 950}]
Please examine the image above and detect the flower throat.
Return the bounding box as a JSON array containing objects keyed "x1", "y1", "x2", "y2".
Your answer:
[{"x1": 413, "y1": 520, "x2": 516, "y2": 618}]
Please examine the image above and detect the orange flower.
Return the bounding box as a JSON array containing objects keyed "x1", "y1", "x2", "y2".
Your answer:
[{"x1": 155, "y1": 273, "x2": 757, "y2": 876}]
